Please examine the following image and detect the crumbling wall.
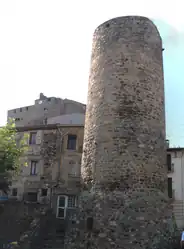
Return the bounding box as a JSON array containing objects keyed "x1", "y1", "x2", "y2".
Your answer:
[{"x1": 41, "y1": 129, "x2": 58, "y2": 181}]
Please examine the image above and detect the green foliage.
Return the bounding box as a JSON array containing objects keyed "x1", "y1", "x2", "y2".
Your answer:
[{"x1": 0, "y1": 119, "x2": 29, "y2": 191}]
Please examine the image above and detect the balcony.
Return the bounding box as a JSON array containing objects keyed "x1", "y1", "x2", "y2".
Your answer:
[
  {"x1": 26, "y1": 145, "x2": 41, "y2": 156},
  {"x1": 68, "y1": 174, "x2": 80, "y2": 180},
  {"x1": 23, "y1": 179, "x2": 41, "y2": 189}
]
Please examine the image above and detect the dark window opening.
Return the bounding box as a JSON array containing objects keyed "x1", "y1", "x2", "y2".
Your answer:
[
  {"x1": 29, "y1": 132, "x2": 37, "y2": 145},
  {"x1": 41, "y1": 188, "x2": 48, "y2": 196},
  {"x1": 26, "y1": 192, "x2": 37, "y2": 202},
  {"x1": 86, "y1": 217, "x2": 93, "y2": 231},
  {"x1": 167, "y1": 154, "x2": 171, "y2": 171},
  {"x1": 57, "y1": 208, "x2": 65, "y2": 218},
  {"x1": 43, "y1": 118, "x2": 47, "y2": 125},
  {"x1": 30, "y1": 161, "x2": 37, "y2": 175},
  {"x1": 69, "y1": 160, "x2": 75, "y2": 165},
  {"x1": 26, "y1": 107, "x2": 28, "y2": 111},
  {"x1": 67, "y1": 135, "x2": 77, "y2": 150},
  {"x1": 168, "y1": 177, "x2": 172, "y2": 198},
  {"x1": 12, "y1": 188, "x2": 17, "y2": 196},
  {"x1": 48, "y1": 98, "x2": 51, "y2": 101},
  {"x1": 15, "y1": 118, "x2": 20, "y2": 121},
  {"x1": 20, "y1": 108, "x2": 22, "y2": 112}
]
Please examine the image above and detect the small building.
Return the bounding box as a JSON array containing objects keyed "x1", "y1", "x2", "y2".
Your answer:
[
  {"x1": 167, "y1": 147, "x2": 184, "y2": 228},
  {"x1": 7, "y1": 93, "x2": 86, "y2": 127}
]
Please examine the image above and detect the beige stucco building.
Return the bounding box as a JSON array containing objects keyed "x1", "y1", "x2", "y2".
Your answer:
[{"x1": 9, "y1": 124, "x2": 84, "y2": 219}]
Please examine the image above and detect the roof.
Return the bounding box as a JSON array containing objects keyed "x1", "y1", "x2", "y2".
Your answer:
[
  {"x1": 14, "y1": 124, "x2": 84, "y2": 132},
  {"x1": 167, "y1": 148, "x2": 184, "y2": 152}
]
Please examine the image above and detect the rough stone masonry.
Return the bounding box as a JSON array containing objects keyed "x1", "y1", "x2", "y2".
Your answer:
[{"x1": 65, "y1": 16, "x2": 178, "y2": 249}]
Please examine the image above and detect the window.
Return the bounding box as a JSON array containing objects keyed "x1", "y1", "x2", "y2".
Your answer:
[
  {"x1": 29, "y1": 132, "x2": 37, "y2": 145},
  {"x1": 26, "y1": 192, "x2": 37, "y2": 202},
  {"x1": 57, "y1": 196, "x2": 67, "y2": 219},
  {"x1": 167, "y1": 154, "x2": 171, "y2": 171},
  {"x1": 41, "y1": 188, "x2": 48, "y2": 196},
  {"x1": 26, "y1": 107, "x2": 28, "y2": 111},
  {"x1": 68, "y1": 161, "x2": 79, "y2": 177},
  {"x1": 20, "y1": 108, "x2": 22, "y2": 112},
  {"x1": 12, "y1": 188, "x2": 17, "y2": 196},
  {"x1": 68, "y1": 195, "x2": 76, "y2": 208},
  {"x1": 67, "y1": 135, "x2": 77, "y2": 150},
  {"x1": 13, "y1": 109, "x2": 16, "y2": 113},
  {"x1": 15, "y1": 118, "x2": 20, "y2": 121},
  {"x1": 56, "y1": 195, "x2": 77, "y2": 219},
  {"x1": 43, "y1": 118, "x2": 47, "y2": 125},
  {"x1": 168, "y1": 177, "x2": 172, "y2": 198},
  {"x1": 30, "y1": 161, "x2": 37, "y2": 175}
]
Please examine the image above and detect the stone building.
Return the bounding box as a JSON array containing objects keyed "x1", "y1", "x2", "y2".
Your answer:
[
  {"x1": 9, "y1": 124, "x2": 84, "y2": 218},
  {"x1": 65, "y1": 16, "x2": 177, "y2": 249},
  {"x1": 7, "y1": 93, "x2": 86, "y2": 127}
]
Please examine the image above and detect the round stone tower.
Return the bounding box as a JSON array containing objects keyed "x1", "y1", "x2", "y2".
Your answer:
[
  {"x1": 65, "y1": 16, "x2": 177, "y2": 249},
  {"x1": 82, "y1": 16, "x2": 166, "y2": 191}
]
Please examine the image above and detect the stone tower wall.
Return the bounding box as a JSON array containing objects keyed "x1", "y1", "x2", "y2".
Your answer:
[
  {"x1": 65, "y1": 16, "x2": 178, "y2": 249},
  {"x1": 82, "y1": 16, "x2": 166, "y2": 192}
]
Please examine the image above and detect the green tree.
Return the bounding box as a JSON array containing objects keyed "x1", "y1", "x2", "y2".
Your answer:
[{"x1": 0, "y1": 119, "x2": 28, "y2": 193}]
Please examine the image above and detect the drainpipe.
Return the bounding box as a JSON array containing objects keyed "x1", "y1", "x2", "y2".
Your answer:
[
  {"x1": 57, "y1": 129, "x2": 62, "y2": 182},
  {"x1": 49, "y1": 127, "x2": 69, "y2": 211},
  {"x1": 49, "y1": 127, "x2": 62, "y2": 209},
  {"x1": 56, "y1": 127, "x2": 69, "y2": 183}
]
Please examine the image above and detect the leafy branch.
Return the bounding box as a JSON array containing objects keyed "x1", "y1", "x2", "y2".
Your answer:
[{"x1": 0, "y1": 119, "x2": 29, "y2": 192}]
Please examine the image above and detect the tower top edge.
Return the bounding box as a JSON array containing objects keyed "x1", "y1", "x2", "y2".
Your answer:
[{"x1": 94, "y1": 15, "x2": 160, "y2": 37}]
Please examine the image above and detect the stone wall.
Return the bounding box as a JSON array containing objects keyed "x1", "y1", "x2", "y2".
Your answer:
[
  {"x1": 65, "y1": 16, "x2": 178, "y2": 249},
  {"x1": 41, "y1": 126, "x2": 84, "y2": 184}
]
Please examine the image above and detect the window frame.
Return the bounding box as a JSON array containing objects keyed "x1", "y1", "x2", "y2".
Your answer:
[
  {"x1": 56, "y1": 195, "x2": 77, "y2": 219},
  {"x1": 29, "y1": 132, "x2": 37, "y2": 145},
  {"x1": 12, "y1": 188, "x2": 17, "y2": 197},
  {"x1": 67, "y1": 195, "x2": 77, "y2": 208},
  {"x1": 67, "y1": 134, "x2": 77, "y2": 150},
  {"x1": 168, "y1": 177, "x2": 173, "y2": 198},
  {"x1": 30, "y1": 161, "x2": 38, "y2": 175},
  {"x1": 41, "y1": 188, "x2": 48, "y2": 197},
  {"x1": 167, "y1": 154, "x2": 172, "y2": 171}
]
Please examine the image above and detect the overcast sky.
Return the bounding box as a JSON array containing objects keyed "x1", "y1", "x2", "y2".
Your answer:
[{"x1": 0, "y1": 0, "x2": 183, "y2": 146}]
